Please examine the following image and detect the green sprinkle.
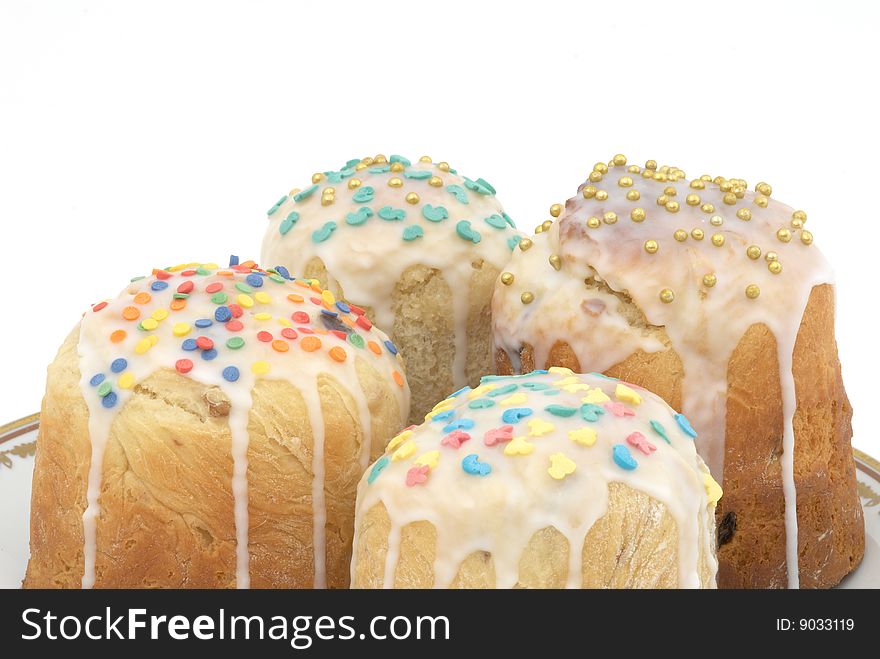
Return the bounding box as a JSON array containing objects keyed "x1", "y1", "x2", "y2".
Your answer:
[
  {"x1": 173, "y1": 293, "x2": 189, "y2": 299},
  {"x1": 267, "y1": 195, "x2": 288, "y2": 215},
  {"x1": 402, "y1": 225, "x2": 424, "y2": 241},
  {"x1": 404, "y1": 169, "x2": 432, "y2": 179},
  {"x1": 507, "y1": 236, "x2": 520, "y2": 251},
  {"x1": 422, "y1": 204, "x2": 449, "y2": 222},
  {"x1": 348, "y1": 333, "x2": 365, "y2": 349},
  {"x1": 130, "y1": 275, "x2": 146, "y2": 282},
  {"x1": 211, "y1": 292, "x2": 228, "y2": 304},
  {"x1": 346, "y1": 207, "x2": 374, "y2": 226},
  {"x1": 468, "y1": 398, "x2": 495, "y2": 409},
  {"x1": 368, "y1": 165, "x2": 391, "y2": 174},
  {"x1": 455, "y1": 219, "x2": 481, "y2": 244},
  {"x1": 501, "y1": 211, "x2": 516, "y2": 228},
  {"x1": 196, "y1": 267, "x2": 211, "y2": 276},
  {"x1": 484, "y1": 214, "x2": 507, "y2": 229},
  {"x1": 279, "y1": 211, "x2": 299, "y2": 235},
  {"x1": 650, "y1": 420, "x2": 671, "y2": 444},
  {"x1": 545, "y1": 404, "x2": 577, "y2": 417},
  {"x1": 226, "y1": 336, "x2": 245, "y2": 350},
  {"x1": 269, "y1": 273, "x2": 285, "y2": 283},
  {"x1": 293, "y1": 184, "x2": 318, "y2": 202},
  {"x1": 235, "y1": 282, "x2": 253, "y2": 294},
  {"x1": 487, "y1": 383, "x2": 518, "y2": 397},
  {"x1": 378, "y1": 206, "x2": 406, "y2": 221},
  {"x1": 446, "y1": 184, "x2": 469, "y2": 204},
  {"x1": 97, "y1": 381, "x2": 112, "y2": 397},
  {"x1": 353, "y1": 186, "x2": 375, "y2": 203},
  {"x1": 390, "y1": 154, "x2": 411, "y2": 166},
  {"x1": 312, "y1": 221, "x2": 337, "y2": 243}
]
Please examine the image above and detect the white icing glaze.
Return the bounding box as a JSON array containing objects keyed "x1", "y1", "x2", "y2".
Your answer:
[
  {"x1": 76, "y1": 261, "x2": 409, "y2": 588},
  {"x1": 492, "y1": 160, "x2": 833, "y2": 588},
  {"x1": 261, "y1": 155, "x2": 523, "y2": 392},
  {"x1": 353, "y1": 369, "x2": 719, "y2": 588}
]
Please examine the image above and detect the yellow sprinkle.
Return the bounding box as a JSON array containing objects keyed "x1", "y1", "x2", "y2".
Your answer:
[
  {"x1": 118, "y1": 372, "x2": 135, "y2": 390},
  {"x1": 277, "y1": 317, "x2": 292, "y2": 327},
  {"x1": 581, "y1": 388, "x2": 610, "y2": 404},
  {"x1": 468, "y1": 384, "x2": 496, "y2": 399},
  {"x1": 151, "y1": 308, "x2": 169, "y2": 321},
  {"x1": 553, "y1": 376, "x2": 580, "y2": 386},
  {"x1": 141, "y1": 318, "x2": 159, "y2": 331},
  {"x1": 237, "y1": 294, "x2": 254, "y2": 308},
  {"x1": 148, "y1": 335, "x2": 158, "y2": 346},
  {"x1": 322, "y1": 290, "x2": 335, "y2": 306},
  {"x1": 568, "y1": 427, "x2": 597, "y2": 447},
  {"x1": 704, "y1": 472, "x2": 723, "y2": 507},
  {"x1": 548, "y1": 452, "x2": 577, "y2": 480},
  {"x1": 527, "y1": 418, "x2": 555, "y2": 437},
  {"x1": 414, "y1": 450, "x2": 440, "y2": 469},
  {"x1": 499, "y1": 392, "x2": 528, "y2": 406},
  {"x1": 254, "y1": 312, "x2": 272, "y2": 321},
  {"x1": 562, "y1": 383, "x2": 591, "y2": 393},
  {"x1": 615, "y1": 383, "x2": 641, "y2": 405},
  {"x1": 392, "y1": 440, "x2": 416, "y2": 462},
  {"x1": 548, "y1": 366, "x2": 573, "y2": 376},
  {"x1": 424, "y1": 405, "x2": 453, "y2": 421},
  {"x1": 251, "y1": 360, "x2": 270, "y2": 375},
  {"x1": 254, "y1": 292, "x2": 271, "y2": 305},
  {"x1": 504, "y1": 436, "x2": 534, "y2": 456},
  {"x1": 172, "y1": 322, "x2": 191, "y2": 337},
  {"x1": 134, "y1": 338, "x2": 152, "y2": 354},
  {"x1": 387, "y1": 429, "x2": 412, "y2": 451},
  {"x1": 202, "y1": 263, "x2": 219, "y2": 270}
]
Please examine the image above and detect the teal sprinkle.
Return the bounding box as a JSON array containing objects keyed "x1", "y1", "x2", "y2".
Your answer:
[
  {"x1": 477, "y1": 177, "x2": 496, "y2": 194},
  {"x1": 404, "y1": 169, "x2": 432, "y2": 180},
  {"x1": 650, "y1": 420, "x2": 671, "y2": 444},
  {"x1": 279, "y1": 211, "x2": 299, "y2": 235},
  {"x1": 468, "y1": 398, "x2": 495, "y2": 409},
  {"x1": 267, "y1": 195, "x2": 288, "y2": 216},
  {"x1": 487, "y1": 383, "x2": 518, "y2": 397},
  {"x1": 325, "y1": 171, "x2": 343, "y2": 183},
  {"x1": 581, "y1": 403, "x2": 606, "y2": 422},
  {"x1": 348, "y1": 333, "x2": 365, "y2": 349},
  {"x1": 340, "y1": 167, "x2": 355, "y2": 178},
  {"x1": 378, "y1": 206, "x2": 406, "y2": 221},
  {"x1": 422, "y1": 204, "x2": 449, "y2": 222},
  {"x1": 345, "y1": 207, "x2": 374, "y2": 226},
  {"x1": 390, "y1": 154, "x2": 411, "y2": 166},
  {"x1": 368, "y1": 456, "x2": 390, "y2": 484},
  {"x1": 484, "y1": 214, "x2": 508, "y2": 229},
  {"x1": 545, "y1": 404, "x2": 577, "y2": 417},
  {"x1": 368, "y1": 165, "x2": 391, "y2": 174},
  {"x1": 507, "y1": 236, "x2": 520, "y2": 251},
  {"x1": 345, "y1": 158, "x2": 362, "y2": 168},
  {"x1": 542, "y1": 389, "x2": 561, "y2": 396},
  {"x1": 353, "y1": 186, "x2": 375, "y2": 203},
  {"x1": 235, "y1": 282, "x2": 252, "y2": 294},
  {"x1": 312, "y1": 221, "x2": 337, "y2": 243},
  {"x1": 402, "y1": 225, "x2": 424, "y2": 241},
  {"x1": 293, "y1": 184, "x2": 318, "y2": 202},
  {"x1": 521, "y1": 382, "x2": 551, "y2": 391},
  {"x1": 501, "y1": 211, "x2": 516, "y2": 228},
  {"x1": 479, "y1": 374, "x2": 517, "y2": 383},
  {"x1": 463, "y1": 177, "x2": 494, "y2": 195},
  {"x1": 455, "y1": 220, "x2": 481, "y2": 244},
  {"x1": 446, "y1": 184, "x2": 469, "y2": 204}
]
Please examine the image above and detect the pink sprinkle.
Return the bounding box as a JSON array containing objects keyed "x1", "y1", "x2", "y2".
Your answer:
[
  {"x1": 484, "y1": 425, "x2": 514, "y2": 447},
  {"x1": 441, "y1": 430, "x2": 471, "y2": 449},
  {"x1": 604, "y1": 402, "x2": 635, "y2": 417},
  {"x1": 626, "y1": 431, "x2": 656, "y2": 455},
  {"x1": 406, "y1": 465, "x2": 430, "y2": 487}
]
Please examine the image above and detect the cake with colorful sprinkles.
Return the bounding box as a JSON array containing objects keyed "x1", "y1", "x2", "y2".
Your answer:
[
  {"x1": 24, "y1": 258, "x2": 410, "y2": 589},
  {"x1": 492, "y1": 155, "x2": 864, "y2": 588},
  {"x1": 261, "y1": 154, "x2": 523, "y2": 425},
  {"x1": 351, "y1": 368, "x2": 719, "y2": 588}
]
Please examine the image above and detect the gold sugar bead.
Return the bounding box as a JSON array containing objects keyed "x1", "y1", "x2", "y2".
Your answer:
[
  {"x1": 534, "y1": 224, "x2": 545, "y2": 234},
  {"x1": 321, "y1": 196, "x2": 335, "y2": 207},
  {"x1": 690, "y1": 180, "x2": 706, "y2": 190},
  {"x1": 356, "y1": 162, "x2": 368, "y2": 171},
  {"x1": 549, "y1": 254, "x2": 562, "y2": 271},
  {"x1": 288, "y1": 187, "x2": 301, "y2": 197},
  {"x1": 550, "y1": 203, "x2": 563, "y2": 218},
  {"x1": 710, "y1": 215, "x2": 723, "y2": 226},
  {"x1": 711, "y1": 233, "x2": 725, "y2": 247},
  {"x1": 429, "y1": 176, "x2": 443, "y2": 187},
  {"x1": 765, "y1": 250, "x2": 779, "y2": 262},
  {"x1": 645, "y1": 159, "x2": 658, "y2": 170},
  {"x1": 723, "y1": 192, "x2": 737, "y2": 205},
  {"x1": 791, "y1": 218, "x2": 804, "y2": 229},
  {"x1": 659, "y1": 288, "x2": 675, "y2": 304},
  {"x1": 627, "y1": 165, "x2": 641, "y2": 173},
  {"x1": 348, "y1": 178, "x2": 362, "y2": 189},
  {"x1": 747, "y1": 245, "x2": 762, "y2": 260},
  {"x1": 777, "y1": 228, "x2": 792, "y2": 242},
  {"x1": 595, "y1": 190, "x2": 608, "y2": 201},
  {"x1": 756, "y1": 182, "x2": 772, "y2": 196},
  {"x1": 800, "y1": 230, "x2": 814, "y2": 245},
  {"x1": 691, "y1": 228, "x2": 704, "y2": 240},
  {"x1": 665, "y1": 201, "x2": 680, "y2": 213},
  {"x1": 589, "y1": 171, "x2": 603, "y2": 183},
  {"x1": 686, "y1": 194, "x2": 701, "y2": 206},
  {"x1": 755, "y1": 195, "x2": 769, "y2": 208},
  {"x1": 437, "y1": 162, "x2": 450, "y2": 172},
  {"x1": 603, "y1": 211, "x2": 618, "y2": 224},
  {"x1": 644, "y1": 239, "x2": 659, "y2": 254},
  {"x1": 519, "y1": 238, "x2": 534, "y2": 251},
  {"x1": 664, "y1": 186, "x2": 677, "y2": 196},
  {"x1": 500, "y1": 272, "x2": 514, "y2": 286},
  {"x1": 374, "y1": 154, "x2": 388, "y2": 163},
  {"x1": 362, "y1": 157, "x2": 375, "y2": 166},
  {"x1": 736, "y1": 208, "x2": 752, "y2": 221},
  {"x1": 768, "y1": 261, "x2": 783, "y2": 274},
  {"x1": 674, "y1": 229, "x2": 688, "y2": 242},
  {"x1": 631, "y1": 208, "x2": 646, "y2": 222},
  {"x1": 388, "y1": 177, "x2": 403, "y2": 188},
  {"x1": 702, "y1": 274, "x2": 717, "y2": 288},
  {"x1": 701, "y1": 203, "x2": 715, "y2": 214},
  {"x1": 626, "y1": 190, "x2": 641, "y2": 201},
  {"x1": 419, "y1": 155, "x2": 432, "y2": 163},
  {"x1": 312, "y1": 173, "x2": 325, "y2": 183},
  {"x1": 618, "y1": 176, "x2": 633, "y2": 187},
  {"x1": 390, "y1": 162, "x2": 405, "y2": 173},
  {"x1": 582, "y1": 186, "x2": 596, "y2": 200},
  {"x1": 521, "y1": 292, "x2": 534, "y2": 305},
  {"x1": 792, "y1": 210, "x2": 807, "y2": 223},
  {"x1": 745, "y1": 284, "x2": 761, "y2": 299},
  {"x1": 594, "y1": 162, "x2": 609, "y2": 174},
  {"x1": 612, "y1": 154, "x2": 627, "y2": 166},
  {"x1": 587, "y1": 216, "x2": 601, "y2": 228},
  {"x1": 656, "y1": 195, "x2": 668, "y2": 206},
  {"x1": 405, "y1": 192, "x2": 420, "y2": 205}
]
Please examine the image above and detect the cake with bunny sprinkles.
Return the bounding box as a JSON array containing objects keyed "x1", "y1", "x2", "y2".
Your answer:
[
  {"x1": 24, "y1": 258, "x2": 409, "y2": 589},
  {"x1": 492, "y1": 155, "x2": 864, "y2": 588},
  {"x1": 261, "y1": 154, "x2": 522, "y2": 425},
  {"x1": 351, "y1": 368, "x2": 720, "y2": 588}
]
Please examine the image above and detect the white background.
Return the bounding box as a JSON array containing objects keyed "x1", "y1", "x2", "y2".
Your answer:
[{"x1": 0, "y1": 0, "x2": 877, "y2": 456}]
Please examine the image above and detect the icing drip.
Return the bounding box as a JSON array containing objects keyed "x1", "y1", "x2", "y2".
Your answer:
[
  {"x1": 76, "y1": 260, "x2": 409, "y2": 588},
  {"x1": 491, "y1": 158, "x2": 834, "y2": 587},
  {"x1": 355, "y1": 370, "x2": 720, "y2": 588}
]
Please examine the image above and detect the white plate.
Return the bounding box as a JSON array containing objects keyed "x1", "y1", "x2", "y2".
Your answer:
[{"x1": 1, "y1": 413, "x2": 879, "y2": 589}]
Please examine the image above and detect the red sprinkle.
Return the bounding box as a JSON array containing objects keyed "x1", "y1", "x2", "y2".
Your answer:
[
  {"x1": 154, "y1": 269, "x2": 172, "y2": 280},
  {"x1": 229, "y1": 304, "x2": 243, "y2": 318},
  {"x1": 309, "y1": 296, "x2": 323, "y2": 306},
  {"x1": 181, "y1": 269, "x2": 197, "y2": 277},
  {"x1": 206, "y1": 282, "x2": 223, "y2": 294},
  {"x1": 356, "y1": 315, "x2": 372, "y2": 330},
  {"x1": 177, "y1": 281, "x2": 194, "y2": 294},
  {"x1": 349, "y1": 304, "x2": 365, "y2": 316},
  {"x1": 298, "y1": 327, "x2": 314, "y2": 334},
  {"x1": 232, "y1": 265, "x2": 251, "y2": 273},
  {"x1": 195, "y1": 336, "x2": 214, "y2": 350},
  {"x1": 226, "y1": 319, "x2": 243, "y2": 332},
  {"x1": 257, "y1": 331, "x2": 273, "y2": 343},
  {"x1": 175, "y1": 359, "x2": 193, "y2": 374},
  {"x1": 281, "y1": 328, "x2": 298, "y2": 340},
  {"x1": 92, "y1": 301, "x2": 108, "y2": 312},
  {"x1": 292, "y1": 311, "x2": 310, "y2": 324},
  {"x1": 330, "y1": 330, "x2": 347, "y2": 341}
]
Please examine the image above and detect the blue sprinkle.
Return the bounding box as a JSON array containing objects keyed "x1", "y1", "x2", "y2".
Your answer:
[
  {"x1": 487, "y1": 383, "x2": 518, "y2": 397},
  {"x1": 674, "y1": 413, "x2": 697, "y2": 439},
  {"x1": 501, "y1": 407, "x2": 533, "y2": 424},
  {"x1": 293, "y1": 184, "x2": 318, "y2": 202},
  {"x1": 449, "y1": 386, "x2": 470, "y2": 398},
  {"x1": 442, "y1": 418, "x2": 476, "y2": 433},
  {"x1": 267, "y1": 195, "x2": 288, "y2": 216},
  {"x1": 229, "y1": 255, "x2": 239, "y2": 266},
  {"x1": 222, "y1": 366, "x2": 240, "y2": 382},
  {"x1": 462, "y1": 454, "x2": 491, "y2": 477},
  {"x1": 182, "y1": 338, "x2": 198, "y2": 351},
  {"x1": 102, "y1": 391, "x2": 118, "y2": 409},
  {"x1": 215, "y1": 306, "x2": 232, "y2": 322},
  {"x1": 201, "y1": 348, "x2": 218, "y2": 361},
  {"x1": 650, "y1": 420, "x2": 671, "y2": 444},
  {"x1": 532, "y1": 369, "x2": 549, "y2": 374},
  {"x1": 246, "y1": 273, "x2": 264, "y2": 288},
  {"x1": 275, "y1": 265, "x2": 291, "y2": 280},
  {"x1": 368, "y1": 456, "x2": 390, "y2": 484},
  {"x1": 110, "y1": 359, "x2": 127, "y2": 374},
  {"x1": 432, "y1": 410, "x2": 456, "y2": 422},
  {"x1": 194, "y1": 319, "x2": 213, "y2": 329},
  {"x1": 151, "y1": 280, "x2": 168, "y2": 291},
  {"x1": 279, "y1": 212, "x2": 299, "y2": 236},
  {"x1": 468, "y1": 398, "x2": 495, "y2": 410},
  {"x1": 612, "y1": 444, "x2": 638, "y2": 470},
  {"x1": 404, "y1": 169, "x2": 432, "y2": 179},
  {"x1": 89, "y1": 373, "x2": 105, "y2": 386},
  {"x1": 522, "y1": 382, "x2": 551, "y2": 391},
  {"x1": 321, "y1": 309, "x2": 338, "y2": 318},
  {"x1": 336, "y1": 300, "x2": 350, "y2": 314},
  {"x1": 446, "y1": 184, "x2": 469, "y2": 204},
  {"x1": 384, "y1": 340, "x2": 398, "y2": 355},
  {"x1": 353, "y1": 186, "x2": 376, "y2": 203},
  {"x1": 545, "y1": 404, "x2": 577, "y2": 417},
  {"x1": 581, "y1": 403, "x2": 606, "y2": 422},
  {"x1": 389, "y1": 154, "x2": 411, "y2": 166},
  {"x1": 378, "y1": 206, "x2": 406, "y2": 221},
  {"x1": 506, "y1": 236, "x2": 520, "y2": 251}
]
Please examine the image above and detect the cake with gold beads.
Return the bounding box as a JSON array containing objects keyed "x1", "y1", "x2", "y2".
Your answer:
[
  {"x1": 351, "y1": 368, "x2": 720, "y2": 589},
  {"x1": 492, "y1": 155, "x2": 864, "y2": 588},
  {"x1": 24, "y1": 258, "x2": 409, "y2": 589},
  {"x1": 261, "y1": 154, "x2": 523, "y2": 425}
]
